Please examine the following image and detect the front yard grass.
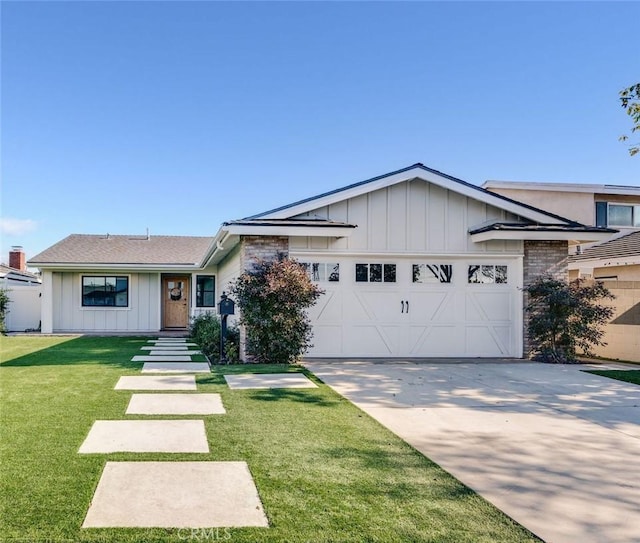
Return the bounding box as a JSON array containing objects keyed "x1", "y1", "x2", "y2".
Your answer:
[
  {"x1": 585, "y1": 369, "x2": 640, "y2": 385},
  {"x1": 1, "y1": 336, "x2": 539, "y2": 543}
]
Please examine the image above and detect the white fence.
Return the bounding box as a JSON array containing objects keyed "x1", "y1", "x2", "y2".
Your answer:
[{"x1": 5, "y1": 285, "x2": 42, "y2": 332}]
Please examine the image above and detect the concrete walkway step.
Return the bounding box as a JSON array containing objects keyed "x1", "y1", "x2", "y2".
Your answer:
[
  {"x1": 141, "y1": 362, "x2": 210, "y2": 373},
  {"x1": 126, "y1": 393, "x2": 225, "y2": 415},
  {"x1": 132, "y1": 355, "x2": 194, "y2": 362},
  {"x1": 78, "y1": 420, "x2": 209, "y2": 453},
  {"x1": 82, "y1": 461, "x2": 268, "y2": 528},
  {"x1": 115, "y1": 375, "x2": 197, "y2": 390}
]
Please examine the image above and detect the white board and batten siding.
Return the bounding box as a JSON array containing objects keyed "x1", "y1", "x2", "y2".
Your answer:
[
  {"x1": 51, "y1": 272, "x2": 161, "y2": 332},
  {"x1": 289, "y1": 180, "x2": 524, "y2": 357}
]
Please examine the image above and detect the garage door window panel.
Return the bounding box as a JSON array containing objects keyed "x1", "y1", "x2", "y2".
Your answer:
[
  {"x1": 413, "y1": 264, "x2": 453, "y2": 284},
  {"x1": 301, "y1": 262, "x2": 340, "y2": 282},
  {"x1": 468, "y1": 265, "x2": 508, "y2": 284},
  {"x1": 355, "y1": 263, "x2": 396, "y2": 283}
]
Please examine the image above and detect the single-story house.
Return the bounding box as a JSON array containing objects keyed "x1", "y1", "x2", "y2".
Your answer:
[{"x1": 29, "y1": 163, "x2": 615, "y2": 358}]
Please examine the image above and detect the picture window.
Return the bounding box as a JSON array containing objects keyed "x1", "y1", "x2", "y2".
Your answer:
[{"x1": 82, "y1": 276, "x2": 129, "y2": 307}]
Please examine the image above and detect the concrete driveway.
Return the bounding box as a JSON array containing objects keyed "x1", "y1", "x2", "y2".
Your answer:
[{"x1": 304, "y1": 360, "x2": 640, "y2": 543}]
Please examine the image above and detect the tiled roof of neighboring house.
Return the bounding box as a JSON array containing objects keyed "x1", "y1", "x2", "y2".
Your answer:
[
  {"x1": 569, "y1": 231, "x2": 640, "y2": 262},
  {"x1": 28, "y1": 234, "x2": 215, "y2": 266}
]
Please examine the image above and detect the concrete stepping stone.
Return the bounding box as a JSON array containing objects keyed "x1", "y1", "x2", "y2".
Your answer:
[
  {"x1": 224, "y1": 373, "x2": 317, "y2": 389},
  {"x1": 154, "y1": 337, "x2": 187, "y2": 341},
  {"x1": 82, "y1": 461, "x2": 268, "y2": 528},
  {"x1": 78, "y1": 420, "x2": 209, "y2": 453},
  {"x1": 115, "y1": 375, "x2": 197, "y2": 390},
  {"x1": 148, "y1": 340, "x2": 197, "y2": 346},
  {"x1": 132, "y1": 355, "x2": 193, "y2": 362},
  {"x1": 141, "y1": 345, "x2": 190, "y2": 350},
  {"x1": 126, "y1": 394, "x2": 225, "y2": 415},
  {"x1": 142, "y1": 362, "x2": 210, "y2": 374},
  {"x1": 147, "y1": 350, "x2": 201, "y2": 356}
]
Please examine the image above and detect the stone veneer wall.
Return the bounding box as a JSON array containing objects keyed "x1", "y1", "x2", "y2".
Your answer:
[
  {"x1": 522, "y1": 240, "x2": 569, "y2": 357},
  {"x1": 238, "y1": 236, "x2": 290, "y2": 361}
]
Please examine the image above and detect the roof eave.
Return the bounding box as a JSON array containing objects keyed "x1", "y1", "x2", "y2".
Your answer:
[
  {"x1": 469, "y1": 230, "x2": 616, "y2": 243},
  {"x1": 568, "y1": 256, "x2": 640, "y2": 269},
  {"x1": 224, "y1": 224, "x2": 356, "y2": 237},
  {"x1": 27, "y1": 262, "x2": 204, "y2": 272}
]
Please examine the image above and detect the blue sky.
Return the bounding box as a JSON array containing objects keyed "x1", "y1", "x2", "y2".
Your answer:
[{"x1": 2, "y1": 1, "x2": 639, "y2": 264}]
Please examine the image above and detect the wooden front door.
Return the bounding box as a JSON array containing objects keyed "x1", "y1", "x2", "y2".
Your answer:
[{"x1": 162, "y1": 276, "x2": 190, "y2": 329}]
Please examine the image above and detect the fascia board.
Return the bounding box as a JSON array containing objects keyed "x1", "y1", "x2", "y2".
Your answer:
[
  {"x1": 483, "y1": 181, "x2": 640, "y2": 196},
  {"x1": 470, "y1": 230, "x2": 615, "y2": 243},
  {"x1": 568, "y1": 256, "x2": 640, "y2": 269},
  {"x1": 258, "y1": 167, "x2": 565, "y2": 224},
  {"x1": 28, "y1": 263, "x2": 203, "y2": 272},
  {"x1": 224, "y1": 224, "x2": 356, "y2": 237}
]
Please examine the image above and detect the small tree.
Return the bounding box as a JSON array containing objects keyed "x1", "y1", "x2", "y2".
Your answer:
[
  {"x1": 0, "y1": 288, "x2": 10, "y2": 334},
  {"x1": 525, "y1": 277, "x2": 615, "y2": 363},
  {"x1": 619, "y1": 83, "x2": 640, "y2": 157},
  {"x1": 231, "y1": 255, "x2": 323, "y2": 363}
]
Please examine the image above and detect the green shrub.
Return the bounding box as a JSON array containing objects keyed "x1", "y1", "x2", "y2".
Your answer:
[
  {"x1": 231, "y1": 255, "x2": 323, "y2": 364},
  {"x1": 525, "y1": 276, "x2": 615, "y2": 363},
  {"x1": 189, "y1": 311, "x2": 240, "y2": 363}
]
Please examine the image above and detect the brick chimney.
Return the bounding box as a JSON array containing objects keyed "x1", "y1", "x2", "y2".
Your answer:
[{"x1": 9, "y1": 246, "x2": 26, "y2": 271}]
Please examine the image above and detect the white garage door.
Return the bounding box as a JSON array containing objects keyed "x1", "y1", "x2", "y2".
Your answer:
[{"x1": 298, "y1": 257, "x2": 522, "y2": 358}]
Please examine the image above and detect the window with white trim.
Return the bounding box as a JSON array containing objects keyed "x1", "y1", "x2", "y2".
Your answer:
[{"x1": 82, "y1": 276, "x2": 129, "y2": 307}]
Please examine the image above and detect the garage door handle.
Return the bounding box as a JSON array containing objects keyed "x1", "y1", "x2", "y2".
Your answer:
[
  {"x1": 406, "y1": 300, "x2": 409, "y2": 313},
  {"x1": 401, "y1": 300, "x2": 405, "y2": 313}
]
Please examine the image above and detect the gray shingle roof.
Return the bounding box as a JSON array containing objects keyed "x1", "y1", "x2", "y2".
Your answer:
[
  {"x1": 569, "y1": 231, "x2": 640, "y2": 262},
  {"x1": 28, "y1": 234, "x2": 214, "y2": 266}
]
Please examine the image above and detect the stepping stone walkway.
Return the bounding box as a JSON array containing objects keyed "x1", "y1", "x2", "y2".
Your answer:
[
  {"x1": 126, "y1": 393, "x2": 225, "y2": 415},
  {"x1": 132, "y1": 354, "x2": 194, "y2": 362},
  {"x1": 79, "y1": 420, "x2": 209, "y2": 453},
  {"x1": 83, "y1": 461, "x2": 268, "y2": 528},
  {"x1": 115, "y1": 375, "x2": 197, "y2": 390},
  {"x1": 225, "y1": 373, "x2": 317, "y2": 389},
  {"x1": 80, "y1": 337, "x2": 269, "y2": 530},
  {"x1": 141, "y1": 362, "x2": 211, "y2": 373}
]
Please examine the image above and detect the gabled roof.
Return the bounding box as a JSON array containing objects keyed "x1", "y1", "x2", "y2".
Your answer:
[
  {"x1": 569, "y1": 231, "x2": 640, "y2": 264},
  {"x1": 29, "y1": 234, "x2": 215, "y2": 269},
  {"x1": 245, "y1": 163, "x2": 582, "y2": 226}
]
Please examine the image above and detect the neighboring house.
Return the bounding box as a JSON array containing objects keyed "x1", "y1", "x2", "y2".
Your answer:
[
  {"x1": 1, "y1": 247, "x2": 42, "y2": 332},
  {"x1": 482, "y1": 181, "x2": 640, "y2": 233},
  {"x1": 29, "y1": 164, "x2": 614, "y2": 358},
  {"x1": 568, "y1": 231, "x2": 640, "y2": 362},
  {"x1": 483, "y1": 180, "x2": 640, "y2": 362}
]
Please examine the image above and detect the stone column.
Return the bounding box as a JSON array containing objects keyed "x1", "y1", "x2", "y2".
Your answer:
[
  {"x1": 238, "y1": 236, "x2": 290, "y2": 361},
  {"x1": 522, "y1": 240, "x2": 569, "y2": 357}
]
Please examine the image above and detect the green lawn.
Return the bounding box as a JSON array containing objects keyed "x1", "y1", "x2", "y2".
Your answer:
[
  {"x1": 0, "y1": 336, "x2": 539, "y2": 543},
  {"x1": 585, "y1": 369, "x2": 640, "y2": 385}
]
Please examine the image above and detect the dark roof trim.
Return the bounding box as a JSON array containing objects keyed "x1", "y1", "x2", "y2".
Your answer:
[
  {"x1": 245, "y1": 163, "x2": 582, "y2": 226},
  {"x1": 469, "y1": 222, "x2": 618, "y2": 235},
  {"x1": 223, "y1": 219, "x2": 356, "y2": 228}
]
